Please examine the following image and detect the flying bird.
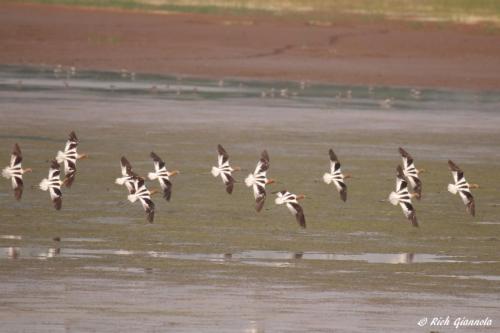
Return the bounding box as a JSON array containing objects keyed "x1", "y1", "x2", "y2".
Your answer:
[
  {"x1": 56, "y1": 131, "x2": 87, "y2": 188},
  {"x1": 398, "y1": 147, "x2": 423, "y2": 199},
  {"x1": 388, "y1": 165, "x2": 418, "y2": 227},
  {"x1": 127, "y1": 177, "x2": 158, "y2": 223},
  {"x1": 447, "y1": 160, "x2": 478, "y2": 216},
  {"x1": 274, "y1": 190, "x2": 306, "y2": 228},
  {"x1": 323, "y1": 148, "x2": 351, "y2": 202},
  {"x1": 244, "y1": 150, "x2": 275, "y2": 212},
  {"x1": 2, "y1": 143, "x2": 32, "y2": 200},
  {"x1": 148, "y1": 152, "x2": 179, "y2": 201},
  {"x1": 39, "y1": 160, "x2": 63, "y2": 210},
  {"x1": 211, "y1": 144, "x2": 240, "y2": 194},
  {"x1": 115, "y1": 156, "x2": 139, "y2": 194}
]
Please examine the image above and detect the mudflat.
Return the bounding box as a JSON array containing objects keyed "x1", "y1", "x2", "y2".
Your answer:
[{"x1": 2, "y1": 2, "x2": 500, "y2": 90}]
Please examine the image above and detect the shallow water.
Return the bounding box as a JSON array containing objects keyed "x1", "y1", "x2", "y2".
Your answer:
[{"x1": 0, "y1": 65, "x2": 499, "y2": 332}]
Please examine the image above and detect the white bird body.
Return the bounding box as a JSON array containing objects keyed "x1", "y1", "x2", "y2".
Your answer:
[
  {"x1": 245, "y1": 150, "x2": 272, "y2": 212},
  {"x1": 2, "y1": 143, "x2": 31, "y2": 200},
  {"x1": 448, "y1": 160, "x2": 476, "y2": 216},
  {"x1": 128, "y1": 177, "x2": 155, "y2": 223},
  {"x1": 39, "y1": 160, "x2": 63, "y2": 210},
  {"x1": 148, "y1": 152, "x2": 178, "y2": 201},
  {"x1": 275, "y1": 190, "x2": 306, "y2": 228},
  {"x1": 212, "y1": 144, "x2": 238, "y2": 194},
  {"x1": 323, "y1": 149, "x2": 349, "y2": 202},
  {"x1": 388, "y1": 165, "x2": 418, "y2": 227}
]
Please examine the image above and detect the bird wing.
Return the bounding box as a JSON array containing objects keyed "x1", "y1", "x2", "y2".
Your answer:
[
  {"x1": 150, "y1": 151, "x2": 166, "y2": 172},
  {"x1": 448, "y1": 160, "x2": 463, "y2": 184},
  {"x1": 254, "y1": 158, "x2": 269, "y2": 174},
  {"x1": 396, "y1": 165, "x2": 407, "y2": 192},
  {"x1": 49, "y1": 160, "x2": 61, "y2": 181},
  {"x1": 140, "y1": 197, "x2": 155, "y2": 223},
  {"x1": 217, "y1": 144, "x2": 229, "y2": 165},
  {"x1": 63, "y1": 171, "x2": 76, "y2": 188},
  {"x1": 224, "y1": 174, "x2": 235, "y2": 194},
  {"x1": 329, "y1": 149, "x2": 341, "y2": 174},
  {"x1": 64, "y1": 158, "x2": 76, "y2": 175},
  {"x1": 399, "y1": 202, "x2": 418, "y2": 227},
  {"x1": 10, "y1": 143, "x2": 22, "y2": 167},
  {"x1": 459, "y1": 190, "x2": 475, "y2": 216},
  {"x1": 64, "y1": 131, "x2": 79, "y2": 152},
  {"x1": 12, "y1": 176, "x2": 23, "y2": 201},
  {"x1": 261, "y1": 150, "x2": 270, "y2": 164},
  {"x1": 288, "y1": 202, "x2": 306, "y2": 228},
  {"x1": 254, "y1": 184, "x2": 266, "y2": 212},
  {"x1": 160, "y1": 177, "x2": 172, "y2": 201},
  {"x1": 398, "y1": 147, "x2": 414, "y2": 169},
  {"x1": 409, "y1": 175, "x2": 422, "y2": 197}
]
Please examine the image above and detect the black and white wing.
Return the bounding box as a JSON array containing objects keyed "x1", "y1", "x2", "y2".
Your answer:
[
  {"x1": 150, "y1": 152, "x2": 166, "y2": 173},
  {"x1": 49, "y1": 160, "x2": 63, "y2": 210},
  {"x1": 329, "y1": 149, "x2": 347, "y2": 202},
  {"x1": 254, "y1": 183, "x2": 267, "y2": 212},
  {"x1": 254, "y1": 150, "x2": 270, "y2": 175},
  {"x1": 399, "y1": 147, "x2": 422, "y2": 198},
  {"x1": 120, "y1": 156, "x2": 137, "y2": 193},
  {"x1": 399, "y1": 201, "x2": 418, "y2": 227},
  {"x1": 10, "y1": 143, "x2": 24, "y2": 200},
  {"x1": 287, "y1": 202, "x2": 306, "y2": 228},
  {"x1": 217, "y1": 144, "x2": 230, "y2": 167}
]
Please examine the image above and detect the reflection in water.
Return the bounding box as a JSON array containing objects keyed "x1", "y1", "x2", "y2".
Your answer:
[
  {"x1": 2, "y1": 247, "x2": 60, "y2": 260},
  {"x1": 7, "y1": 247, "x2": 20, "y2": 259}
]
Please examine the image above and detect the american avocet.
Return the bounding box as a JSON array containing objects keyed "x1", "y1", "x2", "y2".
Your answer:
[
  {"x1": 211, "y1": 144, "x2": 240, "y2": 194},
  {"x1": 56, "y1": 131, "x2": 87, "y2": 188},
  {"x1": 388, "y1": 165, "x2": 418, "y2": 227},
  {"x1": 275, "y1": 190, "x2": 306, "y2": 228},
  {"x1": 148, "y1": 152, "x2": 179, "y2": 201},
  {"x1": 399, "y1": 147, "x2": 423, "y2": 199},
  {"x1": 244, "y1": 150, "x2": 275, "y2": 212},
  {"x1": 2, "y1": 143, "x2": 32, "y2": 200},
  {"x1": 128, "y1": 177, "x2": 158, "y2": 223},
  {"x1": 115, "y1": 156, "x2": 139, "y2": 194},
  {"x1": 39, "y1": 160, "x2": 63, "y2": 210},
  {"x1": 448, "y1": 160, "x2": 478, "y2": 216},
  {"x1": 323, "y1": 149, "x2": 351, "y2": 202}
]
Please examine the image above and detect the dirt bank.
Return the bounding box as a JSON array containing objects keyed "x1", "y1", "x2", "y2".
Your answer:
[{"x1": 2, "y1": 2, "x2": 500, "y2": 90}]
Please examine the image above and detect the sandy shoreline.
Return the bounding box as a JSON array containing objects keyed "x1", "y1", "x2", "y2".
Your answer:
[{"x1": 1, "y1": 2, "x2": 500, "y2": 91}]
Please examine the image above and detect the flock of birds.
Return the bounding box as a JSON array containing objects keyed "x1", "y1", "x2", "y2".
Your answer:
[{"x1": 2, "y1": 132, "x2": 479, "y2": 227}]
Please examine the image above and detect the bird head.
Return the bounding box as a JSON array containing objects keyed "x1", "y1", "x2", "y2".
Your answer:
[
  {"x1": 169, "y1": 170, "x2": 180, "y2": 177},
  {"x1": 296, "y1": 194, "x2": 306, "y2": 200},
  {"x1": 23, "y1": 168, "x2": 33, "y2": 173},
  {"x1": 470, "y1": 183, "x2": 480, "y2": 189},
  {"x1": 233, "y1": 166, "x2": 241, "y2": 172},
  {"x1": 344, "y1": 173, "x2": 352, "y2": 179},
  {"x1": 266, "y1": 178, "x2": 276, "y2": 185},
  {"x1": 149, "y1": 189, "x2": 161, "y2": 196},
  {"x1": 78, "y1": 153, "x2": 89, "y2": 160}
]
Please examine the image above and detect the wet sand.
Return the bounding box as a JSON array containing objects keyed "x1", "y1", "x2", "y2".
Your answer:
[
  {"x1": 2, "y1": 2, "x2": 500, "y2": 90},
  {"x1": 0, "y1": 66, "x2": 499, "y2": 332}
]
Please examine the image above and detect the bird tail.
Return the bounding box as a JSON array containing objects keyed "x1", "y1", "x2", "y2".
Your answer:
[
  {"x1": 323, "y1": 173, "x2": 333, "y2": 184},
  {"x1": 56, "y1": 151, "x2": 65, "y2": 164},
  {"x1": 448, "y1": 184, "x2": 458, "y2": 195},
  {"x1": 148, "y1": 172, "x2": 158, "y2": 180},
  {"x1": 211, "y1": 166, "x2": 220, "y2": 177},
  {"x1": 39, "y1": 178, "x2": 50, "y2": 191},
  {"x1": 244, "y1": 174, "x2": 255, "y2": 187},
  {"x1": 127, "y1": 194, "x2": 138, "y2": 203},
  {"x1": 388, "y1": 192, "x2": 399, "y2": 205},
  {"x1": 115, "y1": 177, "x2": 126, "y2": 185},
  {"x1": 2, "y1": 167, "x2": 11, "y2": 179}
]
